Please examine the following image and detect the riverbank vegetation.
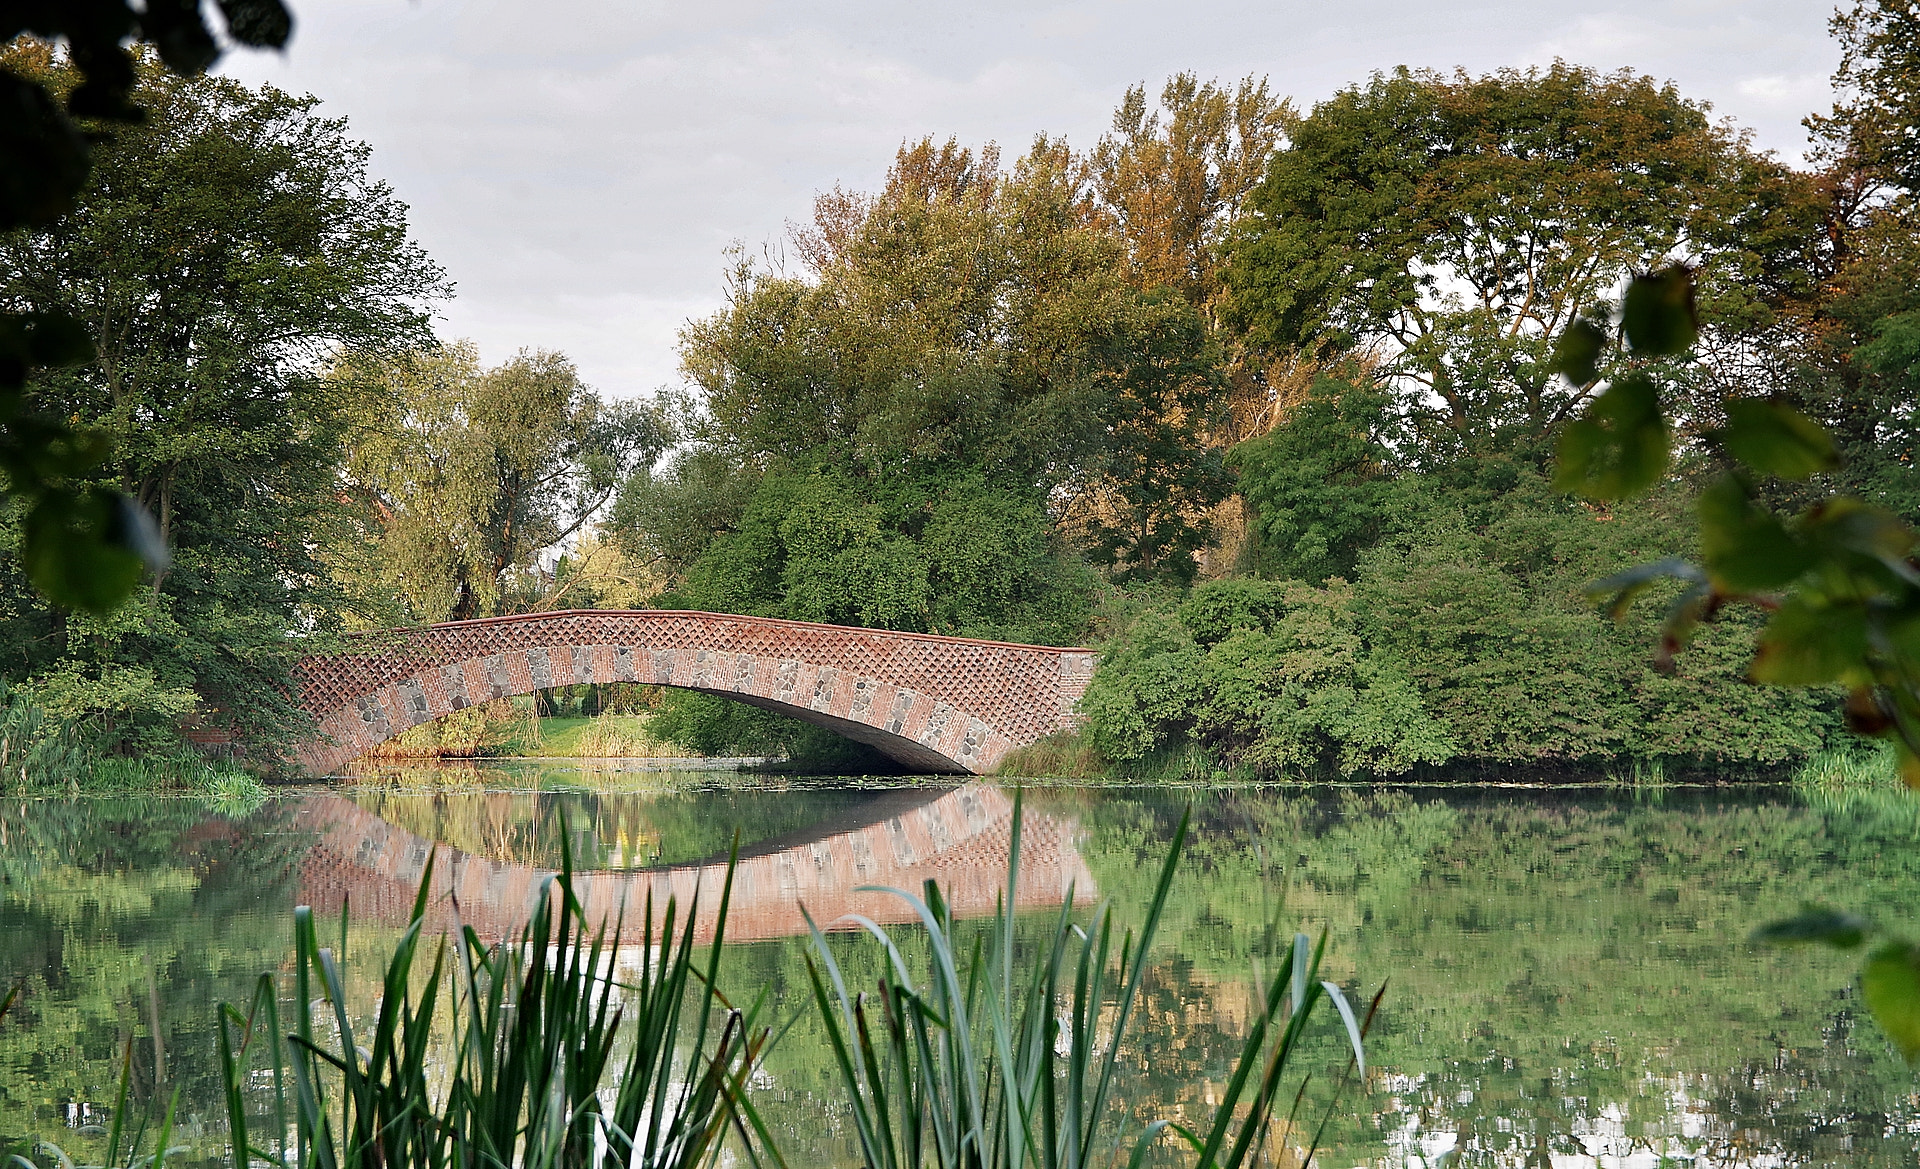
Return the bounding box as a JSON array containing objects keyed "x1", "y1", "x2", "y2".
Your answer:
[
  {"x1": 3, "y1": 3, "x2": 1917, "y2": 781},
  {"x1": 362, "y1": 686, "x2": 687, "y2": 763},
  {"x1": 627, "y1": 43, "x2": 1913, "y2": 779}
]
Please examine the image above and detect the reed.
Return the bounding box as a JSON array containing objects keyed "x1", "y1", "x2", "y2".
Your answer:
[
  {"x1": 210, "y1": 836, "x2": 772, "y2": 1169},
  {"x1": 1794, "y1": 740, "x2": 1904, "y2": 793},
  {"x1": 802, "y1": 796, "x2": 1378, "y2": 1169}
]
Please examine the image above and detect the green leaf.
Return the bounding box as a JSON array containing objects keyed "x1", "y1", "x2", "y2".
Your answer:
[
  {"x1": 20, "y1": 491, "x2": 151, "y2": 616},
  {"x1": 1621, "y1": 268, "x2": 1697, "y2": 356},
  {"x1": 1799, "y1": 498, "x2": 1920, "y2": 587},
  {"x1": 1863, "y1": 941, "x2": 1920, "y2": 1065},
  {"x1": 1751, "y1": 906, "x2": 1869, "y2": 950},
  {"x1": 1547, "y1": 318, "x2": 1607, "y2": 386},
  {"x1": 215, "y1": 0, "x2": 295, "y2": 49},
  {"x1": 1583, "y1": 557, "x2": 1704, "y2": 621},
  {"x1": 1552, "y1": 372, "x2": 1670, "y2": 499},
  {"x1": 0, "y1": 73, "x2": 92, "y2": 234},
  {"x1": 0, "y1": 312, "x2": 93, "y2": 370},
  {"x1": 1750, "y1": 596, "x2": 1870, "y2": 686},
  {"x1": 1697, "y1": 475, "x2": 1815, "y2": 592},
  {"x1": 1720, "y1": 399, "x2": 1838, "y2": 480}
]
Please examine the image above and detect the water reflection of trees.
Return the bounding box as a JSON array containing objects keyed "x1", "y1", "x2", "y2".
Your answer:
[
  {"x1": 1057, "y1": 788, "x2": 1920, "y2": 1166},
  {"x1": 0, "y1": 798, "x2": 311, "y2": 1165},
  {"x1": 6, "y1": 785, "x2": 1920, "y2": 1167}
]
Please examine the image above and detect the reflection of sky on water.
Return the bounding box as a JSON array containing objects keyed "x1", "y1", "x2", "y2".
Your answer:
[{"x1": 1371, "y1": 1068, "x2": 1920, "y2": 1168}]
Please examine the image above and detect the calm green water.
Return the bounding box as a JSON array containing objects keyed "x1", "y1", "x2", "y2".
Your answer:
[{"x1": 4, "y1": 767, "x2": 1920, "y2": 1166}]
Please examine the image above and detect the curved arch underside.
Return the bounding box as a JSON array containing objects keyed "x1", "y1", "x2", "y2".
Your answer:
[{"x1": 290, "y1": 610, "x2": 1095, "y2": 778}]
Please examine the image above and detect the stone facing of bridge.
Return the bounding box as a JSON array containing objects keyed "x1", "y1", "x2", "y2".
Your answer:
[{"x1": 292, "y1": 610, "x2": 1096, "y2": 778}]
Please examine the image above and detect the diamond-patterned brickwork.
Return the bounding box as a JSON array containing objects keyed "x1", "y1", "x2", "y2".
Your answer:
[{"x1": 289, "y1": 610, "x2": 1096, "y2": 777}]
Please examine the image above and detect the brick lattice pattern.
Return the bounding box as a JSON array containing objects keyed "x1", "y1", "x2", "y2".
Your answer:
[
  {"x1": 294, "y1": 783, "x2": 1093, "y2": 944},
  {"x1": 291, "y1": 610, "x2": 1096, "y2": 777}
]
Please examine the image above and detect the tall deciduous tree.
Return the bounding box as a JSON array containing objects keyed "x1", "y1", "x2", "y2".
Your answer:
[
  {"x1": 1091, "y1": 75, "x2": 1300, "y2": 455},
  {"x1": 1224, "y1": 63, "x2": 1822, "y2": 468},
  {"x1": 3, "y1": 7, "x2": 295, "y2": 615},
  {"x1": 1783, "y1": 1, "x2": 1920, "y2": 526},
  {"x1": 636, "y1": 134, "x2": 1229, "y2": 601},
  {"x1": 0, "y1": 49, "x2": 445, "y2": 748},
  {"x1": 1093, "y1": 74, "x2": 1294, "y2": 317},
  {"x1": 1817, "y1": 0, "x2": 1920, "y2": 195},
  {"x1": 337, "y1": 343, "x2": 668, "y2": 623}
]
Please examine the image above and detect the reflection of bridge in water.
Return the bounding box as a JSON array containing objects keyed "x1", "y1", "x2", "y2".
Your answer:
[{"x1": 294, "y1": 783, "x2": 1093, "y2": 943}]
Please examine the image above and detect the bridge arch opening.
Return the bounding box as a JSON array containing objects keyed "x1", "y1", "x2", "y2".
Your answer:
[{"x1": 289, "y1": 610, "x2": 1094, "y2": 779}]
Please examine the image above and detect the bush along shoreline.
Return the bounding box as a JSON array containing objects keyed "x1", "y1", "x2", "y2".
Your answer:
[
  {"x1": 1057, "y1": 490, "x2": 1848, "y2": 784},
  {"x1": 0, "y1": 680, "x2": 266, "y2": 798}
]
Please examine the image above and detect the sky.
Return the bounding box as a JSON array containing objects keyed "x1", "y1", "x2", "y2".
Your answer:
[{"x1": 217, "y1": 0, "x2": 1841, "y2": 401}]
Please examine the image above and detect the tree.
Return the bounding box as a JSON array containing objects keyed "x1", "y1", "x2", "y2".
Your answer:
[
  {"x1": 1816, "y1": 0, "x2": 1920, "y2": 195},
  {"x1": 1227, "y1": 371, "x2": 1407, "y2": 582},
  {"x1": 1092, "y1": 74, "x2": 1301, "y2": 453},
  {"x1": 336, "y1": 342, "x2": 668, "y2": 623},
  {"x1": 0, "y1": 49, "x2": 444, "y2": 750},
  {"x1": 3, "y1": 2, "x2": 294, "y2": 613},
  {"x1": 627, "y1": 134, "x2": 1229, "y2": 606},
  {"x1": 1080, "y1": 577, "x2": 1455, "y2": 776},
  {"x1": 1093, "y1": 73, "x2": 1293, "y2": 317},
  {"x1": 1224, "y1": 64, "x2": 1822, "y2": 469},
  {"x1": 1783, "y1": 2, "x2": 1920, "y2": 527}
]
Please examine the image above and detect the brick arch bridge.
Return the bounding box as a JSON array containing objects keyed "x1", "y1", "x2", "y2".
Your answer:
[{"x1": 290, "y1": 610, "x2": 1095, "y2": 778}]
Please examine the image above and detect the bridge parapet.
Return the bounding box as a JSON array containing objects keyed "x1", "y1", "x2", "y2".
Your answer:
[{"x1": 292, "y1": 610, "x2": 1095, "y2": 777}]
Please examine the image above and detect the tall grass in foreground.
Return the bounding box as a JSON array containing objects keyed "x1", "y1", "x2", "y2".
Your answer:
[
  {"x1": 211, "y1": 842, "x2": 772, "y2": 1169},
  {"x1": 804, "y1": 801, "x2": 1379, "y2": 1169}
]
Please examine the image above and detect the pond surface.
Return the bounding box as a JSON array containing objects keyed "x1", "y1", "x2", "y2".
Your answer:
[{"x1": 4, "y1": 766, "x2": 1919, "y2": 1166}]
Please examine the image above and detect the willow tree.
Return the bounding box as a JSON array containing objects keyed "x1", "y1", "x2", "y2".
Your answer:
[{"x1": 336, "y1": 342, "x2": 667, "y2": 624}]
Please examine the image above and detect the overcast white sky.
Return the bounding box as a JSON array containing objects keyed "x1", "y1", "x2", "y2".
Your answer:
[{"x1": 217, "y1": 0, "x2": 1839, "y2": 400}]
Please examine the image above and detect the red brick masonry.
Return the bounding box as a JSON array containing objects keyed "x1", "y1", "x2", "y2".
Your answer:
[{"x1": 291, "y1": 610, "x2": 1096, "y2": 777}]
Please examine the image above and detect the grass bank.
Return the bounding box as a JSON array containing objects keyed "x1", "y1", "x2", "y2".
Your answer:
[{"x1": 365, "y1": 701, "x2": 688, "y2": 761}]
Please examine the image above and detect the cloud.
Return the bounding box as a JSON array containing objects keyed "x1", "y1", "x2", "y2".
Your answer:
[{"x1": 216, "y1": 0, "x2": 1838, "y2": 398}]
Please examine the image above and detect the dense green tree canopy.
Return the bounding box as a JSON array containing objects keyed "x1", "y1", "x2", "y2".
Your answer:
[
  {"x1": 1, "y1": 7, "x2": 295, "y2": 616},
  {"x1": 621, "y1": 133, "x2": 1233, "y2": 631},
  {"x1": 1223, "y1": 63, "x2": 1822, "y2": 466},
  {"x1": 0, "y1": 50, "x2": 443, "y2": 748},
  {"x1": 1085, "y1": 479, "x2": 1840, "y2": 778}
]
